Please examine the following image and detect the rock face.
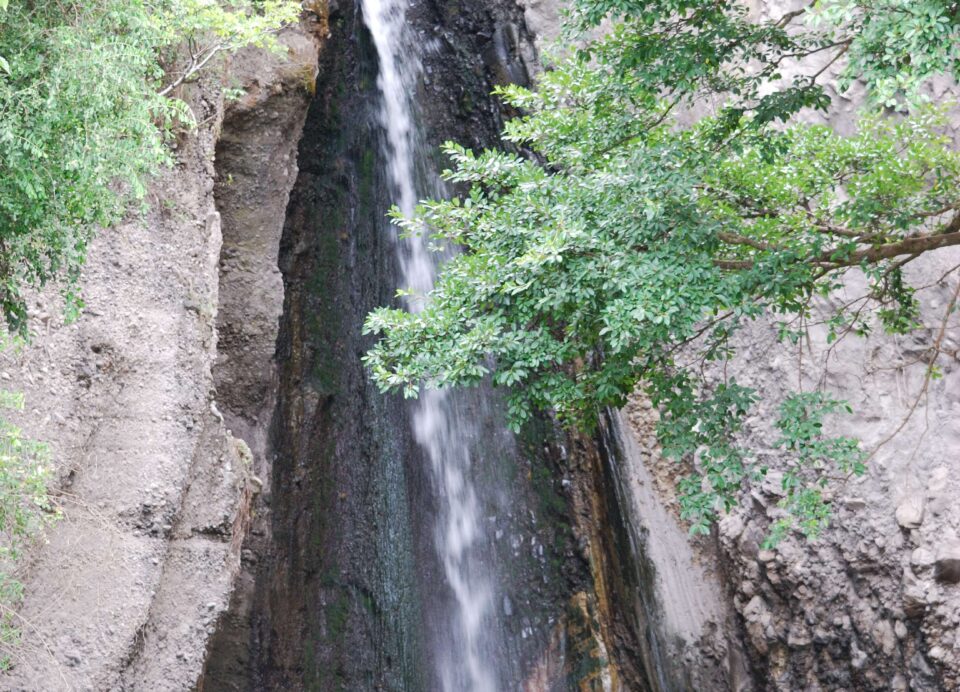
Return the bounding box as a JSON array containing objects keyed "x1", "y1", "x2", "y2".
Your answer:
[
  {"x1": 708, "y1": 257, "x2": 960, "y2": 690},
  {"x1": 707, "y1": 5, "x2": 960, "y2": 687},
  {"x1": 0, "y1": 23, "x2": 320, "y2": 692},
  {"x1": 613, "y1": 404, "x2": 753, "y2": 692},
  {"x1": 4, "y1": 1, "x2": 958, "y2": 689}
]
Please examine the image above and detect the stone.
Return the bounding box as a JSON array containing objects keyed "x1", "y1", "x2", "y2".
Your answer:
[
  {"x1": 759, "y1": 470, "x2": 785, "y2": 497},
  {"x1": 910, "y1": 547, "x2": 936, "y2": 576},
  {"x1": 851, "y1": 640, "x2": 868, "y2": 669},
  {"x1": 844, "y1": 496, "x2": 867, "y2": 510},
  {"x1": 873, "y1": 620, "x2": 896, "y2": 656},
  {"x1": 934, "y1": 541, "x2": 960, "y2": 584},
  {"x1": 742, "y1": 595, "x2": 768, "y2": 623},
  {"x1": 787, "y1": 624, "x2": 812, "y2": 647},
  {"x1": 890, "y1": 673, "x2": 908, "y2": 691},
  {"x1": 895, "y1": 495, "x2": 924, "y2": 529},
  {"x1": 720, "y1": 512, "x2": 745, "y2": 540},
  {"x1": 902, "y1": 580, "x2": 930, "y2": 619}
]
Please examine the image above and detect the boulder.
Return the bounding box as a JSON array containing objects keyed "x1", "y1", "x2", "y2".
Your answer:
[
  {"x1": 934, "y1": 541, "x2": 960, "y2": 584},
  {"x1": 895, "y1": 495, "x2": 924, "y2": 530}
]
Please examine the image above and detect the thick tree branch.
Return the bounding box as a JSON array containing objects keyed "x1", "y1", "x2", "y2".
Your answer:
[
  {"x1": 715, "y1": 228, "x2": 960, "y2": 272},
  {"x1": 832, "y1": 228, "x2": 960, "y2": 266}
]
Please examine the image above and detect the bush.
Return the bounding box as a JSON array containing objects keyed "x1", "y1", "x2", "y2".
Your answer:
[{"x1": 0, "y1": 390, "x2": 54, "y2": 669}]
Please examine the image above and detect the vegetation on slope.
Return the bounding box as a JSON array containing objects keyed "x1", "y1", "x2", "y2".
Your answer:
[
  {"x1": 365, "y1": 0, "x2": 960, "y2": 541},
  {"x1": 0, "y1": 0, "x2": 299, "y2": 335}
]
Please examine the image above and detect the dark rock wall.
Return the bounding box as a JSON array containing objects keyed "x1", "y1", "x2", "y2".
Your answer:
[{"x1": 201, "y1": 1, "x2": 633, "y2": 690}]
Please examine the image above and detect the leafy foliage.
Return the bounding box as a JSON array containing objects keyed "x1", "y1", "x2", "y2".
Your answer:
[
  {"x1": 364, "y1": 0, "x2": 960, "y2": 540},
  {"x1": 0, "y1": 0, "x2": 299, "y2": 335},
  {"x1": 0, "y1": 390, "x2": 54, "y2": 669},
  {"x1": 813, "y1": 0, "x2": 960, "y2": 107}
]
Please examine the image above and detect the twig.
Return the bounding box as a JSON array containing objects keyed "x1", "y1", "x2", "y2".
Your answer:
[{"x1": 865, "y1": 277, "x2": 960, "y2": 461}]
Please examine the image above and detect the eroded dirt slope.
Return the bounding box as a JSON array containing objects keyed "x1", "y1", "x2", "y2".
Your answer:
[{"x1": 0, "y1": 23, "x2": 320, "y2": 692}]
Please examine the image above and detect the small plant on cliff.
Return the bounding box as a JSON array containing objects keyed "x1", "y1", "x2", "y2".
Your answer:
[
  {"x1": 364, "y1": 0, "x2": 960, "y2": 542},
  {"x1": 0, "y1": 390, "x2": 55, "y2": 669},
  {"x1": 0, "y1": 0, "x2": 300, "y2": 336}
]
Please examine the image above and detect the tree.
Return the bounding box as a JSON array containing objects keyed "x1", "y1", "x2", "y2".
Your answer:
[
  {"x1": 0, "y1": 0, "x2": 299, "y2": 335},
  {"x1": 363, "y1": 0, "x2": 960, "y2": 540}
]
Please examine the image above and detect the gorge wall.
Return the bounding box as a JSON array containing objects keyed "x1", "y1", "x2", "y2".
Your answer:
[
  {"x1": 1, "y1": 1, "x2": 958, "y2": 691},
  {"x1": 512, "y1": 2, "x2": 960, "y2": 691},
  {"x1": 599, "y1": 1, "x2": 960, "y2": 690},
  {"x1": 202, "y1": 1, "x2": 650, "y2": 689}
]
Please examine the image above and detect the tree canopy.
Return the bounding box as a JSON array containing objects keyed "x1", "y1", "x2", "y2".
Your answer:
[{"x1": 364, "y1": 0, "x2": 960, "y2": 540}]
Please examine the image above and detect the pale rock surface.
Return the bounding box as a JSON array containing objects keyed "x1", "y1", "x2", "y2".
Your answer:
[{"x1": 896, "y1": 495, "x2": 925, "y2": 530}]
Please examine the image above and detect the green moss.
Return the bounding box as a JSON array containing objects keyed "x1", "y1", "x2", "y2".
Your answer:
[
  {"x1": 357, "y1": 147, "x2": 376, "y2": 219},
  {"x1": 530, "y1": 461, "x2": 567, "y2": 517},
  {"x1": 328, "y1": 593, "x2": 349, "y2": 632},
  {"x1": 563, "y1": 598, "x2": 607, "y2": 688},
  {"x1": 305, "y1": 198, "x2": 344, "y2": 395},
  {"x1": 360, "y1": 591, "x2": 375, "y2": 615},
  {"x1": 302, "y1": 630, "x2": 326, "y2": 692}
]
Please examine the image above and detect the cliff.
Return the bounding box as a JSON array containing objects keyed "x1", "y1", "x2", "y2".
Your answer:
[{"x1": 0, "y1": 20, "x2": 322, "y2": 691}]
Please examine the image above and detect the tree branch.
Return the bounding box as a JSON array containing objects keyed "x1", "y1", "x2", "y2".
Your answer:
[
  {"x1": 715, "y1": 228, "x2": 960, "y2": 272},
  {"x1": 158, "y1": 43, "x2": 224, "y2": 97},
  {"x1": 829, "y1": 228, "x2": 960, "y2": 267}
]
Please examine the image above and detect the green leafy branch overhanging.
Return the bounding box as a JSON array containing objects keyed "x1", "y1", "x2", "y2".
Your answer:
[
  {"x1": 0, "y1": 0, "x2": 300, "y2": 336},
  {"x1": 363, "y1": 0, "x2": 960, "y2": 542}
]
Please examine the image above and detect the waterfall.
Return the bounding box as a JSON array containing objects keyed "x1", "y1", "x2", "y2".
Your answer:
[{"x1": 360, "y1": 1, "x2": 500, "y2": 689}]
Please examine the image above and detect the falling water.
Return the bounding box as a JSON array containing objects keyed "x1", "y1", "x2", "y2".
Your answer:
[{"x1": 360, "y1": 1, "x2": 500, "y2": 690}]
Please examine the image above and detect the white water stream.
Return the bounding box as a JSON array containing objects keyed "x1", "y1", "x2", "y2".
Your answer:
[{"x1": 360, "y1": 1, "x2": 499, "y2": 690}]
